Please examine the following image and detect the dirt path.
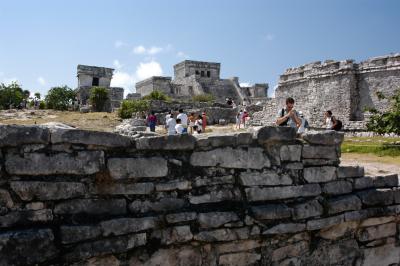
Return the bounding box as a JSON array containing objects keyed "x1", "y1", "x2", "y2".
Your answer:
[{"x1": 341, "y1": 153, "x2": 400, "y2": 176}]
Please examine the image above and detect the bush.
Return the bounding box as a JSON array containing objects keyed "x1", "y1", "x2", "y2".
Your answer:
[
  {"x1": 45, "y1": 86, "x2": 75, "y2": 110},
  {"x1": 39, "y1": 101, "x2": 46, "y2": 109},
  {"x1": 142, "y1": 90, "x2": 170, "y2": 101},
  {"x1": 192, "y1": 93, "x2": 215, "y2": 102},
  {"x1": 90, "y1": 87, "x2": 109, "y2": 112},
  {"x1": 118, "y1": 99, "x2": 150, "y2": 119},
  {"x1": 0, "y1": 82, "x2": 24, "y2": 109}
]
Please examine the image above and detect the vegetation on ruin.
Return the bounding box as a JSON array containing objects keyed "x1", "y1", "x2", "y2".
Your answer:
[
  {"x1": 366, "y1": 89, "x2": 400, "y2": 135},
  {"x1": 0, "y1": 82, "x2": 25, "y2": 109},
  {"x1": 142, "y1": 90, "x2": 171, "y2": 101},
  {"x1": 89, "y1": 87, "x2": 109, "y2": 112},
  {"x1": 118, "y1": 99, "x2": 150, "y2": 119},
  {"x1": 341, "y1": 136, "x2": 400, "y2": 157},
  {"x1": 45, "y1": 85, "x2": 75, "y2": 111},
  {"x1": 192, "y1": 93, "x2": 215, "y2": 103}
]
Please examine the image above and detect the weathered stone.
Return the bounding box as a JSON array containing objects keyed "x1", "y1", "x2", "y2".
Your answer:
[
  {"x1": 5, "y1": 151, "x2": 104, "y2": 175},
  {"x1": 136, "y1": 134, "x2": 195, "y2": 150},
  {"x1": 193, "y1": 175, "x2": 234, "y2": 187},
  {"x1": 307, "y1": 214, "x2": 344, "y2": 230},
  {"x1": 254, "y1": 126, "x2": 297, "y2": 144},
  {"x1": 322, "y1": 180, "x2": 353, "y2": 195},
  {"x1": 10, "y1": 181, "x2": 86, "y2": 201},
  {"x1": 302, "y1": 130, "x2": 344, "y2": 145},
  {"x1": 362, "y1": 243, "x2": 400, "y2": 266},
  {"x1": 189, "y1": 188, "x2": 240, "y2": 204},
  {"x1": 357, "y1": 188, "x2": 394, "y2": 206},
  {"x1": 25, "y1": 202, "x2": 45, "y2": 210},
  {"x1": 239, "y1": 170, "x2": 292, "y2": 186},
  {"x1": 302, "y1": 145, "x2": 337, "y2": 160},
  {"x1": 337, "y1": 166, "x2": 365, "y2": 178},
  {"x1": 50, "y1": 128, "x2": 133, "y2": 147},
  {"x1": 65, "y1": 233, "x2": 146, "y2": 261},
  {"x1": 90, "y1": 182, "x2": 154, "y2": 195},
  {"x1": 303, "y1": 166, "x2": 337, "y2": 183},
  {"x1": 198, "y1": 212, "x2": 239, "y2": 228},
  {"x1": 283, "y1": 162, "x2": 303, "y2": 170},
  {"x1": 327, "y1": 195, "x2": 362, "y2": 214},
  {"x1": 280, "y1": 145, "x2": 302, "y2": 162},
  {"x1": 354, "y1": 174, "x2": 399, "y2": 190},
  {"x1": 0, "y1": 209, "x2": 53, "y2": 227},
  {"x1": 155, "y1": 180, "x2": 191, "y2": 191},
  {"x1": 216, "y1": 240, "x2": 264, "y2": 254},
  {"x1": 100, "y1": 217, "x2": 158, "y2": 237},
  {"x1": 148, "y1": 198, "x2": 186, "y2": 212},
  {"x1": 344, "y1": 208, "x2": 386, "y2": 222},
  {"x1": 207, "y1": 134, "x2": 237, "y2": 147},
  {"x1": 0, "y1": 189, "x2": 14, "y2": 208},
  {"x1": 219, "y1": 252, "x2": 261, "y2": 266},
  {"x1": 108, "y1": 157, "x2": 168, "y2": 180},
  {"x1": 251, "y1": 204, "x2": 291, "y2": 220},
  {"x1": 153, "y1": 225, "x2": 193, "y2": 245},
  {"x1": 319, "y1": 221, "x2": 359, "y2": 240},
  {"x1": 360, "y1": 216, "x2": 395, "y2": 227},
  {"x1": 194, "y1": 228, "x2": 249, "y2": 242},
  {"x1": 236, "y1": 132, "x2": 254, "y2": 145},
  {"x1": 0, "y1": 229, "x2": 58, "y2": 265},
  {"x1": 357, "y1": 222, "x2": 396, "y2": 242},
  {"x1": 166, "y1": 212, "x2": 197, "y2": 224},
  {"x1": 0, "y1": 125, "x2": 50, "y2": 147},
  {"x1": 60, "y1": 225, "x2": 102, "y2": 244},
  {"x1": 293, "y1": 199, "x2": 323, "y2": 220},
  {"x1": 263, "y1": 223, "x2": 306, "y2": 235},
  {"x1": 271, "y1": 241, "x2": 309, "y2": 262},
  {"x1": 128, "y1": 200, "x2": 153, "y2": 214},
  {"x1": 393, "y1": 187, "x2": 400, "y2": 203},
  {"x1": 54, "y1": 199, "x2": 126, "y2": 215},
  {"x1": 245, "y1": 184, "x2": 321, "y2": 201},
  {"x1": 130, "y1": 246, "x2": 202, "y2": 266},
  {"x1": 80, "y1": 255, "x2": 120, "y2": 266},
  {"x1": 190, "y1": 147, "x2": 270, "y2": 169},
  {"x1": 302, "y1": 158, "x2": 340, "y2": 166}
]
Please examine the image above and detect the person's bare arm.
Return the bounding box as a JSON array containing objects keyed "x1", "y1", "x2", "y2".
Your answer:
[
  {"x1": 276, "y1": 114, "x2": 290, "y2": 125},
  {"x1": 291, "y1": 111, "x2": 302, "y2": 127}
]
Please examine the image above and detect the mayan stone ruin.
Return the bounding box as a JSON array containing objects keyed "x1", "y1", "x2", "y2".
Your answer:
[{"x1": 0, "y1": 125, "x2": 399, "y2": 265}]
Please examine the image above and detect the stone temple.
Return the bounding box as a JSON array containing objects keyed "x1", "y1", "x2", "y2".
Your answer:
[
  {"x1": 75, "y1": 65, "x2": 124, "y2": 112},
  {"x1": 135, "y1": 60, "x2": 268, "y2": 104}
]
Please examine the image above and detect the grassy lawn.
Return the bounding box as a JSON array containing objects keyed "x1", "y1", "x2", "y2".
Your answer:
[{"x1": 342, "y1": 136, "x2": 400, "y2": 157}]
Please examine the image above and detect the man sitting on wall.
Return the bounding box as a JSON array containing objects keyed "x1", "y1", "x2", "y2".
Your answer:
[{"x1": 276, "y1": 97, "x2": 301, "y2": 128}]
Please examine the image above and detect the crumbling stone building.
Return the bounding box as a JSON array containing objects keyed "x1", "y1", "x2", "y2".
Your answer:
[
  {"x1": 135, "y1": 60, "x2": 268, "y2": 104},
  {"x1": 252, "y1": 53, "x2": 400, "y2": 129},
  {"x1": 75, "y1": 65, "x2": 124, "y2": 111}
]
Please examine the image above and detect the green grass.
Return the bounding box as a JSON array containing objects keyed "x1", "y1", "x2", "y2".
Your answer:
[{"x1": 341, "y1": 136, "x2": 400, "y2": 157}]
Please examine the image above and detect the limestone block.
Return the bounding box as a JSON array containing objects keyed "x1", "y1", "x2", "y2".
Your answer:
[
  {"x1": 236, "y1": 132, "x2": 254, "y2": 145},
  {"x1": 302, "y1": 145, "x2": 338, "y2": 160},
  {"x1": 60, "y1": 225, "x2": 102, "y2": 244},
  {"x1": 251, "y1": 204, "x2": 292, "y2": 220},
  {"x1": 0, "y1": 189, "x2": 14, "y2": 208},
  {"x1": 81, "y1": 256, "x2": 120, "y2": 266},
  {"x1": 293, "y1": 199, "x2": 323, "y2": 220},
  {"x1": 354, "y1": 174, "x2": 399, "y2": 190},
  {"x1": 165, "y1": 212, "x2": 197, "y2": 224},
  {"x1": 193, "y1": 175, "x2": 234, "y2": 187},
  {"x1": 280, "y1": 145, "x2": 302, "y2": 162},
  {"x1": 307, "y1": 214, "x2": 344, "y2": 230},
  {"x1": 0, "y1": 229, "x2": 58, "y2": 265},
  {"x1": 194, "y1": 228, "x2": 249, "y2": 242},
  {"x1": 189, "y1": 188, "x2": 240, "y2": 204},
  {"x1": 10, "y1": 181, "x2": 86, "y2": 201},
  {"x1": 155, "y1": 180, "x2": 192, "y2": 192},
  {"x1": 216, "y1": 240, "x2": 264, "y2": 254},
  {"x1": 64, "y1": 233, "x2": 146, "y2": 261},
  {"x1": 90, "y1": 182, "x2": 154, "y2": 195},
  {"x1": 283, "y1": 162, "x2": 304, "y2": 170},
  {"x1": 54, "y1": 199, "x2": 126, "y2": 215},
  {"x1": 129, "y1": 198, "x2": 185, "y2": 213},
  {"x1": 219, "y1": 252, "x2": 261, "y2": 266},
  {"x1": 129, "y1": 247, "x2": 202, "y2": 266},
  {"x1": 135, "y1": 134, "x2": 195, "y2": 150},
  {"x1": 319, "y1": 221, "x2": 359, "y2": 240},
  {"x1": 0, "y1": 125, "x2": 50, "y2": 147},
  {"x1": 5, "y1": 151, "x2": 104, "y2": 175},
  {"x1": 302, "y1": 158, "x2": 340, "y2": 166},
  {"x1": 108, "y1": 157, "x2": 168, "y2": 180},
  {"x1": 100, "y1": 217, "x2": 158, "y2": 237},
  {"x1": 153, "y1": 225, "x2": 193, "y2": 245},
  {"x1": 394, "y1": 187, "x2": 400, "y2": 203},
  {"x1": 239, "y1": 170, "x2": 292, "y2": 186},
  {"x1": 337, "y1": 166, "x2": 365, "y2": 178},
  {"x1": 190, "y1": 147, "x2": 270, "y2": 169},
  {"x1": 206, "y1": 135, "x2": 237, "y2": 147},
  {"x1": 25, "y1": 202, "x2": 45, "y2": 210},
  {"x1": 271, "y1": 241, "x2": 309, "y2": 262},
  {"x1": 254, "y1": 126, "x2": 297, "y2": 144},
  {"x1": 302, "y1": 130, "x2": 344, "y2": 145},
  {"x1": 0, "y1": 209, "x2": 53, "y2": 228},
  {"x1": 322, "y1": 180, "x2": 353, "y2": 195},
  {"x1": 362, "y1": 243, "x2": 400, "y2": 266},
  {"x1": 360, "y1": 216, "x2": 396, "y2": 227},
  {"x1": 357, "y1": 188, "x2": 394, "y2": 206},
  {"x1": 327, "y1": 195, "x2": 362, "y2": 215},
  {"x1": 357, "y1": 222, "x2": 396, "y2": 242},
  {"x1": 245, "y1": 184, "x2": 321, "y2": 202},
  {"x1": 198, "y1": 212, "x2": 239, "y2": 228},
  {"x1": 303, "y1": 166, "x2": 337, "y2": 183},
  {"x1": 50, "y1": 128, "x2": 133, "y2": 148},
  {"x1": 263, "y1": 223, "x2": 306, "y2": 235}
]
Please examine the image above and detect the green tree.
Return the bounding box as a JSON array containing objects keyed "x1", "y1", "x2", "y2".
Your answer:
[
  {"x1": 142, "y1": 90, "x2": 170, "y2": 101},
  {"x1": 0, "y1": 82, "x2": 24, "y2": 109},
  {"x1": 192, "y1": 93, "x2": 215, "y2": 103},
  {"x1": 45, "y1": 85, "x2": 75, "y2": 110},
  {"x1": 366, "y1": 89, "x2": 400, "y2": 135},
  {"x1": 118, "y1": 99, "x2": 150, "y2": 119},
  {"x1": 34, "y1": 92, "x2": 41, "y2": 100},
  {"x1": 89, "y1": 87, "x2": 109, "y2": 112}
]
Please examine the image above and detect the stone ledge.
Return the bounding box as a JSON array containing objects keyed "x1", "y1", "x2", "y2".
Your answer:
[
  {"x1": 0, "y1": 125, "x2": 50, "y2": 147},
  {"x1": 135, "y1": 134, "x2": 195, "y2": 150},
  {"x1": 302, "y1": 130, "x2": 344, "y2": 145}
]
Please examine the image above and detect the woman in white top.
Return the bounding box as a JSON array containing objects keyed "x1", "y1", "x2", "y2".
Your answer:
[{"x1": 324, "y1": 110, "x2": 334, "y2": 130}]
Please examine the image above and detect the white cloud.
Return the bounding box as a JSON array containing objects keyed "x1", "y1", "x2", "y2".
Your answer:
[
  {"x1": 147, "y1": 46, "x2": 163, "y2": 55},
  {"x1": 114, "y1": 40, "x2": 127, "y2": 48},
  {"x1": 111, "y1": 71, "x2": 136, "y2": 93},
  {"x1": 240, "y1": 82, "x2": 252, "y2": 87},
  {"x1": 37, "y1": 77, "x2": 46, "y2": 86},
  {"x1": 177, "y1": 51, "x2": 189, "y2": 59},
  {"x1": 264, "y1": 34, "x2": 275, "y2": 41},
  {"x1": 113, "y1": 60, "x2": 123, "y2": 69},
  {"x1": 133, "y1": 45, "x2": 147, "y2": 54},
  {"x1": 132, "y1": 45, "x2": 168, "y2": 56},
  {"x1": 135, "y1": 60, "x2": 163, "y2": 80}
]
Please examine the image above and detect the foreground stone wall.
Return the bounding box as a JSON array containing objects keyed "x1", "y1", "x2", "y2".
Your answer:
[{"x1": 0, "y1": 125, "x2": 399, "y2": 265}]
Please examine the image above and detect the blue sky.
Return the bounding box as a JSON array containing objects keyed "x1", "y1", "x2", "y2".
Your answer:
[{"x1": 0, "y1": 0, "x2": 399, "y2": 97}]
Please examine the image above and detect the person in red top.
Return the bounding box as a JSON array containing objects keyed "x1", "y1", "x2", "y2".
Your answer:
[
  {"x1": 202, "y1": 111, "x2": 207, "y2": 132},
  {"x1": 147, "y1": 111, "x2": 157, "y2": 132},
  {"x1": 242, "y1": 111, "x2": 248, "y2": 127}
]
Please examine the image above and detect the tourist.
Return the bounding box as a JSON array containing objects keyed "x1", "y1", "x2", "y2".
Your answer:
[
  {"x1": 188, "y1": 112, "x2": 196, "y2": 134},
  {"x1": 324, "y1": 110, "x2": 342, "y2": 131},
  {"x1": 297, "y1": 111, "x2": 308, "y2": 134},
  {"x1": 276, "y1": 97, "x2": 301, "y2": 128},
  {"x1": 166, "y1": 113, "x2": 177, "y2": 135},
  {"x1": 177, "y1": 109, "x2": 188, "y2": 133},
  {"x1": 242, "y1": 110, "x2": 249, "y2": 127},
  {"x1": 202, "y1": 111, "x2": 207, "y2": 132},
  {"x1": 175, "y1": 118, "x2": 185, "y2": 134},
  {"x1": 195, "y1": 115, "x2": 203, "y2": 133},
  {"x1": 235, "y1": 111, "x2": 242, "y2": 129},
  {"x1": 146, "y1": 111, "x2": 157, "y2": 132}
]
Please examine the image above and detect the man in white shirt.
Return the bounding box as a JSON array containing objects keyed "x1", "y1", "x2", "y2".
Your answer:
[
  {"x1": 176, "y1": 109, "x2": 188, "y2": 133},
  {"x1": 175, "y1": 118, "x2": 185, "y2": 134},
  {"x1": 166, "y1": 115, "x2": 177, "y2": 135}
]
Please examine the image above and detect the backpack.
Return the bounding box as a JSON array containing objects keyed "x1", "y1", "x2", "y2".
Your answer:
[
  {"x1": 332, "y1": 117, "x2": 342, "y2": 131},
  {"x1": 279, "y1": 108, "x2": 288, "y2": 126}
]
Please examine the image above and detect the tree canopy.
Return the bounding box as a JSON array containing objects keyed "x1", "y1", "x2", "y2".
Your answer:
[{"x1": 45, "y1": 86, "x2": 75, "y2": 110}]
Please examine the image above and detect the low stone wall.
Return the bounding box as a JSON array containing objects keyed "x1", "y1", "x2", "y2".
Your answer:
[{"x1": 0, "y1": 125, "x2": 399, "y2": 265}]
